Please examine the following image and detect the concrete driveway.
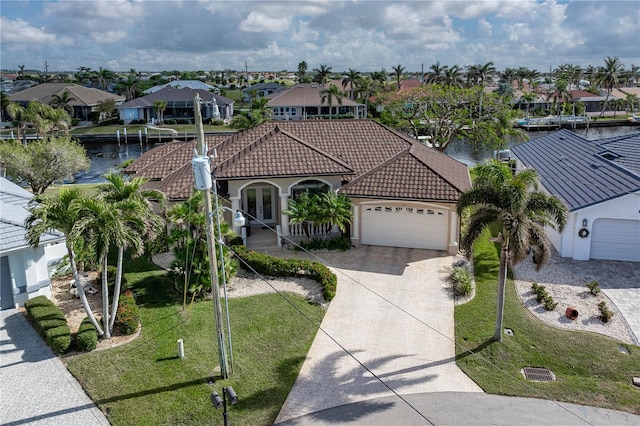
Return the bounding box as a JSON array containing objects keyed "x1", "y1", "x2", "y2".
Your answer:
[
  {"x1": 0, "y1": 309, "x2": 109, "y2": 426},
  {"x1": 553, "y1": 257, "x2": 640, "y2": 344},
  {"x1": 273, "y1": 246, "x2": 482, "y2": 424}
]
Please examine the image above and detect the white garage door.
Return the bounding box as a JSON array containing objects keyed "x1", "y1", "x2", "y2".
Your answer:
[
  {"x1": 361, "y1": 205, "x2": 449, "y2": 250},
  {"x1": 590, "y1": 218, "x2": 640, "y2": 262}
]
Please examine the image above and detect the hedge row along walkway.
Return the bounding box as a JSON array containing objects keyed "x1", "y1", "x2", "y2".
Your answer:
[{"x1": 0, "y1": 309, "x2": 109, "y2": 426}]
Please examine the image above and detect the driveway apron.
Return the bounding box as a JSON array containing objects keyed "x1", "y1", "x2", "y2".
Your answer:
[
  {"x1": 0, "y1": 309, "x2": 109, "y2": 426},
  {"x1": 275, "y1": 246, "x2": 481, "y2": 423}
]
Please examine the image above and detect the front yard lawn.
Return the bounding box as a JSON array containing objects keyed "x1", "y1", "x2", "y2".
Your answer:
[
  {"x1": 455, "y1": 229, "x2": 640, "y2": 414},
  {"x1": 66, "y1": 257, "x2": 324, "y2": 425}
]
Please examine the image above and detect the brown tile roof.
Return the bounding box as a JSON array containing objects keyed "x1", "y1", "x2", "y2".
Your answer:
[
  {"x1": 9, "y1": 83, "x2": 124, "y2": 106},
  {"x1": 126, "y1": 119, "x2": 469, "y2": 202},
  {"x1": 341, "y1": 142, "x2": 470, "y2": 201},
  {"x1": 266, "y1": 83, "x2": 362, "y2": 107}
]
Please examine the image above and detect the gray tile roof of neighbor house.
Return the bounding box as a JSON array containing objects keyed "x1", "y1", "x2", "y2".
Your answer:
[
  {"x1": 511, "y1": 130, "x2": 640, "y2": 211},
  {"x1": 0, "y1": 178, "x2": 65, "y2": 253}
]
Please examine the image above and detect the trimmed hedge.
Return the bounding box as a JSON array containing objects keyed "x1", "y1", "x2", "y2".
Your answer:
[
  {"x1": 232, "y1": 245, "x2": 337, "y2": 301},
  {"x1": 76, "y1": 317, "x2": 98, "y2": 352},
  {"x1": 115, "y1": 291, "x2": 140, "y2": 335},
  {"x1": 45, "y1": 325, "x2": 71, "y2": 354},
  {"x1": 24, "y1": 295, "x2": 71, "y2": 354}
]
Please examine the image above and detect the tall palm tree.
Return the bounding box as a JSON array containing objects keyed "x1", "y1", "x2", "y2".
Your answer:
[
  {"x1": 625, "y1": 93, "x2": 639, "y2": 114},
  {"x1": 49, "y1": 90, "x2": 76, "y2": 116},
  {"x1": 297, "y1": 61, "x2": 308, "y2": 83},
  {"x1": 391, "y1": 64, "x2": 405, "y2": 90},
  {"x1": 425, "y1": 61, "x2": 445, "y2": 84},
  {"x1": 98, "y1": 172, "x2": 165, "y2": 331},
  {"x1": 0, "y1": 92, "x2": 9, "y2": 123},
  {"x1": 595, "y1": 56, "x2": 624, "y2": 116},
  {"x1": 312, "y1": 64, "x2": 332, "y2": 86},
  {"x1": 478, "y1": 61, "x2": 496, "y2": 86},
  {"x1": 342, "y1": 68, "x2": 360, "y2": 99},
  {"x1": 442, "y1": 65, "x2": 464, "y2": 87},
  {"x1": 153, "y1": 100, "x2": 167, "y2": 124},
  {"x1": 25, "y1": 188, "x2": 104, "y2": 336},
  {"x1": 456, "y1": 161, "x2": 567, "y2": 342},
  {"x1": 465, "y1": 64, "x2": 481, "y2": 87},
  {"x1": 354, "y1": 76, "x2": 380, "y2": 117},
  {"x1": 320, "y1": 84, "x2": 343, "y2": 119},
  {"x1": 500, "y1": 68, "x2": 517, "y2": 88},
  {"x1": 92, "y1": 67, "x2": 116, "y2": 91},
  {"x1": 116, "y1": 75, "x2": 141, "y2": 101},
  {"x1": 370, "y1": 68, "x2": 388, "y2": 85},
  {"x1": 519, "y1": 91, "x2": 537, "y2": 117},
  {"x1": 72, "y1": 198, "x2": 145, "y2": 339},
  {"x1": 549, "y1": 78, "x2": 572, "y2": 117}
]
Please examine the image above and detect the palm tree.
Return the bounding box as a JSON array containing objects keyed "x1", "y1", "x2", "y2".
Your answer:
[
  {"x1": 153, "y1": 100, "x2": 167, "y2": 124},
  {"x1": 313, "y1": 64, "x2": 332, "y2": 86},
  {"x1": 425, "y1": 61, "x2": 445, "y2": 84},
  {"x1": 116, "y1": 75, "x2": 141, "y2": 101},
  {"x1": 72, "y1": 198, "x2": 146, "y2": 339},
  {"x1": 456, "y1": 161, "x2": 567, "y2": 342},
  {"x1": 49, "y1": 90, "x2": 76, "y2": 116},
  {"x1": 92, "y1": 67, "x2": 116, "y2": 91},
  {"x1": 625, "y1": 93, "x2": 639, "y2": 114},
  {"x1": 97, "y1": 172, "x2": 165, "y2": 331},
  {"x1": 320, "y1": 84, "x2": 343, "y2": 119},
  {"x1": 0, "y1": 92, "x2": 9, "y2": 123},
  {"x1": 25, "y1": 188, "x2": 104, "y2": 336},
  {"x1": 391, "y1": 64, "x2": 405, "y2": 90},
  {"x1": 297, "y1": 61, "x2": 308, "y2": 83},
  {"x1": 595, "y1": 56, "x2": 624, "y2": 116},
  {"x1": 371, "y1": 68, "x2": 388, "y2": 85},
  {"x1": 283, "y1": 192, "x2": 317, "y2": 239},
  {"x1": 478, "y1": 61, "x2": 496, "y2": 86},
  {"x1": 442, "y1": 65, "x2": 464, "y2": 87},
  {"x1": 500, "y1": 68, "x2": 517, "y2": 88},
  {"x1": 342, "y1": 68, "x2": 360, "y2": 99},
  {"x1": 355, "y1": 76, "x2": 380, "y2": 117},
  {"x1": 465, "y1": 64, "x2": 481, "y2": 87},
  {"x1": 549, "y1": 78, "x2": 571, "y2": 117},
  {"x1": 519, "y1": 91, "x2": 537, "y2": 117},
  {"x1": 317, "y1": 191, "x2": 352, "y2": 239}
]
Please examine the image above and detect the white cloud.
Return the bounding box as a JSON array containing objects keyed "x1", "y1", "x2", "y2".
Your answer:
[
  {"x1": 0, "y1": 16, "x2": 73, "y2": 46},
  {"x1": 478, "y1": 18, "x2": 492, "y2": 38},
  {"x1": 239, "y1": 11, "x2": 292, "y2": 33}
]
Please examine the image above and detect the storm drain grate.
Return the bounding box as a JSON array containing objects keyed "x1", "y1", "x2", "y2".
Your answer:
[{"x1": 522, "y1": 367, "x2": 556, "y2": 382}]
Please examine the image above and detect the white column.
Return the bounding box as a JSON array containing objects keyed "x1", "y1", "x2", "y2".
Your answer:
[
  {"x1": 449, "y1": 211, "x2": 459, "y2": 254},
  {"x1": 280, "y1": 194, "x2": 290, "y2": 236},
  {"x1": 352, "y1": 204, "x2": 360, "y2": 243},
  {"x1": 230, "y1": 197, "x2": 242, "y2": 235}
]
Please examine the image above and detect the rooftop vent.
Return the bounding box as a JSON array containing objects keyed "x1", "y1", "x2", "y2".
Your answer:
[
  {"x1": 590, "y1": 163, "x2": 601, "y2": 169},
  {"x1": 599, "y1": 151, "x2": 619, "y2": 161}
]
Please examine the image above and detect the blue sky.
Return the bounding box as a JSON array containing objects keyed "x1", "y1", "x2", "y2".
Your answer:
[{"x1": 1, "y1": 0, "x2": 638, "y2": 73}]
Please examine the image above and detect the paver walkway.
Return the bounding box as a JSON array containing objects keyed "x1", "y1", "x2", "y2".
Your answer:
[
  {"x1": 553, "y1": 257, "x2": 640, "y2": 344},
  {"x1": 273, "y1": 246, "x2": 482, "y2": 423},
  {"x1": 0, "y1": 309, "x2": 109, "y2": 426}
]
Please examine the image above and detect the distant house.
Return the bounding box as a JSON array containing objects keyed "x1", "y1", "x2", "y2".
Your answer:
[
  {"x1": 1, "y1": 178, "x2": 66, "y2": 309},
  {"x1": 266, "y1": 83, "x2": 366, "y2": 120},
  {"x1": 144, "y1": 80, "x2": 216, "y2": 94},
  {"x1": 242, "y1": 82, "x2": 286, "y2": 102},
  {"x1": 125, "y1": 119, "x2": 469, "y2": 253},
  {"x1": 568, "y1": 90, "x2": 616, "y2": 113},
  {"x1": 8, "y1": 83, "x2": 125, "y2": 121},
  {"x1": 512, "y1": 130, "x2": 640, "y2": 262},
  {"x1": 116, "y1": 87, "x2": 234, "y2": 124}
]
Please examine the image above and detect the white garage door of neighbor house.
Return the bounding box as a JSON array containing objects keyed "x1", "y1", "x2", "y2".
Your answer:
[
  {"x1": 590, "y1": 218, "x2": 640, "y2": 262},
  {"x1": 361, "y1": 205, "x2": 448, "y2": 250}
]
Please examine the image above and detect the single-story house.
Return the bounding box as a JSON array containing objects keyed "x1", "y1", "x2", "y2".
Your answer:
[
  {"x1": 266, "y1": 83, "x2": 367, "y2": 120},
  {"x1": 0, "y1": 178, "x2": 67, "y2": 309},
  {"x1": 8, "y1": 83, "x2": 125, "y2": 121},
  {"x1": 116, "y1": 87, "x2": 233, "y2": 124},
  {"x1": 242, "y1": 82, "x2": 286, "y2": 102},
  {"x1": 511, "y1": 130, "x2": 640, "y2": 262},
  {"x1": 125, "y1": 119, "x2": 470, "y2": 253}
]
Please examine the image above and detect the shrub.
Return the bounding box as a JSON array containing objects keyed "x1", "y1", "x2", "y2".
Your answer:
[
  {"x1": 115, "y1": 291, "x2": 140, "y2": 335},
  {"x1": 531, "y1": 283, "x2": 556, "y2": 310},
  {"x1": 28, "y1": 305, "x2": 66, "y2": 323},
  {"x1": 76, "y1": 317, "x2": 98, "y2": 352},
  {"x1": 38, "y1": 318, "x2": 68, "y2": 331},
  {"x1": 543, "y1": 295, "x2": 558, "y2": 311},
  {"x1": 598, "y1": 301, "x2": 613, "y2": 323},
  {"x1": 586, "y1": 280, "x2": 601, "y2": 296},
  {"x1": 450, "y1": 266, "x2": 472, "y2": 296},
  {"x1": 45, "y1": 325, "x2": 71, "y2": 354},
  {"x1": 24, "y1": 295, "x2": 53, "y2": 311}
]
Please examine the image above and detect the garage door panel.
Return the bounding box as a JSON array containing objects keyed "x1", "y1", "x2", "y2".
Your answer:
[
  {"x1": 361, "y1": 205, "x2": 448, "y2": 250},
  {"x1": 590, "y1": 219, "x2": 640, "y2": 262}
]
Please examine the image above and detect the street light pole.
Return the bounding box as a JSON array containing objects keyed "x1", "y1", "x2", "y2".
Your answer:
[{"x1": 192, "y1": 94, "x2": 229, "y2": 379}]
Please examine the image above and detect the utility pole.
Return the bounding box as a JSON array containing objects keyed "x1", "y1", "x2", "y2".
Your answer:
[{"x1": 193, "y1": 94, "x2": 229, "y2": 378}]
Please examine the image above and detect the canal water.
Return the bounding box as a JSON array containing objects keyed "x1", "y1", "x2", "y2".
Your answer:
[{"x1": 76, "y1": 126, "x2": 638, "y2": 183}]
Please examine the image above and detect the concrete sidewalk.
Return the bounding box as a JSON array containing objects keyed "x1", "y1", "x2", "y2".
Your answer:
[
  {"x1": 274, "y1": 247, "x2": 482, "y2": 423},
  {"x1": 0, "y1": 309, "x2": 109, "y2": 426}
]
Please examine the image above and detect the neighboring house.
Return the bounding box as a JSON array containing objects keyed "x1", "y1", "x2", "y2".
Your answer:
[
  {"x1": 125, "y1": 119, "x2": 470, "y2": 253},
  {"x1": 9, "y1": 83, "x2": 125, "y2": 121},
  {"x1": 116, "y1": 87, "x2": 234, "y2": 124},
  {"x1": 144, "y1": 80, "x2": 216, "y2": 94},
  {"x1": 568, "y1": 90, "x2": 615, "y2": 113},
  {"x1": 0, "y1": 178, "x2": 66, "y2": 309},
  {"x1": 266, "y1": 83, "x2": 367, "y2": 120},
  {"x1": 242, "y1": 82, "x2": 286, "y2": 101},
  {"x1": 512, "y1": 130, "x2": 640, "y2": 262}
]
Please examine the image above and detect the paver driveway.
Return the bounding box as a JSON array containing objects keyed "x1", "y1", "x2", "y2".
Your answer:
[{"x1": 274, "y1": 246, "x2": 482, "y2": 423}]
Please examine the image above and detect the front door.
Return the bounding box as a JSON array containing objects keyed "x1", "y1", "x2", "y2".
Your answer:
[{"x1": 245, "y1": 186, "x2": 275, "y2": 225}]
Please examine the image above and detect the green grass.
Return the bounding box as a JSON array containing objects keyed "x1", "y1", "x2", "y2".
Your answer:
[
  {"x1": 40, "y1": 183, "x2": 102, "y2": 197},
  {"x1": 455, "y1": 229, "x2": 640, "y2": 414},
  {"x1": 70, "y1": 123, "x2": 235, "y2": 135},
  {"x1": 66, "y1": 257, "x2": 325, "y2": 425}
]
